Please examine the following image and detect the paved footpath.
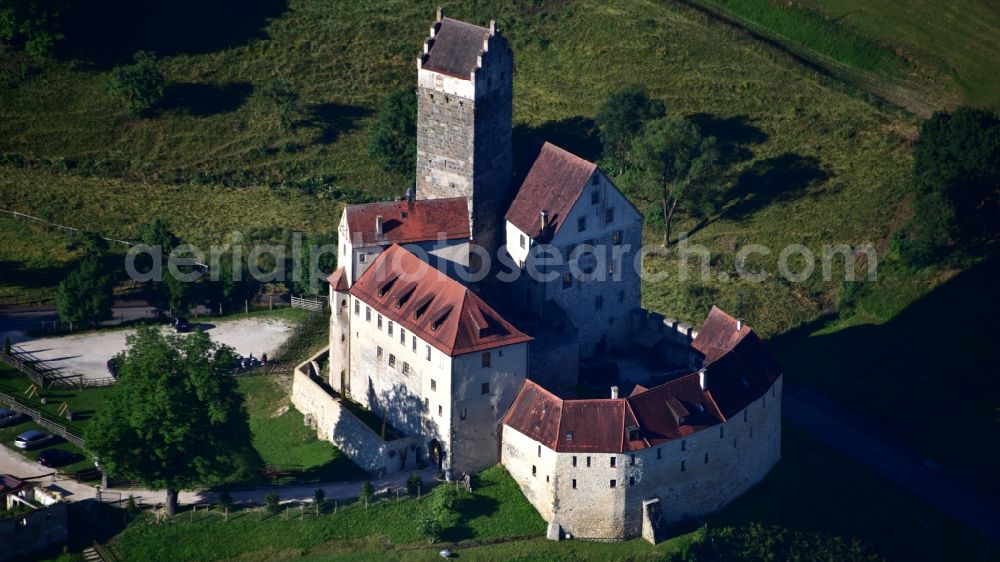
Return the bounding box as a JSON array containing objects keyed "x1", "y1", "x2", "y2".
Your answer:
[{"x1": 0, "y1": 444, "x2": 436, "y2": 507}]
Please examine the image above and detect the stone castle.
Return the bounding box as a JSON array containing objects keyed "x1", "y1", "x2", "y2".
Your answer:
[{"x1": 292, "y1": 9, "x2": 782, "y2": 543}]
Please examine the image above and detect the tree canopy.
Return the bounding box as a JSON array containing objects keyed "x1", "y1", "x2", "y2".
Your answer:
[
  {"x1": 368, "y1": 88, "x2": 417, "y2": 178},
  {"x1": 0, "y1": 0, "x2": 65, "y2": 58},
  {"x1": 85, "y1": 327, "x2": 259, "y2": 514},
  {"x1": 107, "y1": 50, "x2": 165, "y2": 114},
  {"x1": 630, "y1": 115, "x2": 718, "y2": 246},
  {"x1": 595, "y1": 85, "x2": 666, "y2": 172},
  {"x1": 55, "y1": 255, "x2": 115, "y2": 328},
  {"x1": 137, "y1": 218, "x2": 198, "y2": 316},
  {"x1": 908, "y1": 106, "x2": 1000, "y2": 262}
]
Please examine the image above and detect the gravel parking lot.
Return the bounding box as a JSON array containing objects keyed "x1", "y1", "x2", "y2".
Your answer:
[{"x1": 13, "y1": 317, "x2": 295, "y2": 382}]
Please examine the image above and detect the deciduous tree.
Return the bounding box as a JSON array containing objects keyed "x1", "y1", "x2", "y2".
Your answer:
[
  {"x1": 595, "y1": 85, "x2": 665, "y2": 173},
  {"x1": 85, "y1": 327, "x2": 259, "y2": 515},
  {"x1": 630, "y1": 115, "x2": 718, "y2": 247},
  {"x1": 55, "y1": 255, "x2": 115, "y2": 328},
  {"x1": 108, "y1": 51, "x2": 165, "y2": 115}
]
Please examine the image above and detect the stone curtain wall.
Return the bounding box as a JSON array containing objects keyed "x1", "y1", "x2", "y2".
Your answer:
[
  {"x1": 502, "y1": 376, "x2": 783, "y2": 542},
  {"x1": 292, "y1": 366, "x2": 421, "y2": 476}
]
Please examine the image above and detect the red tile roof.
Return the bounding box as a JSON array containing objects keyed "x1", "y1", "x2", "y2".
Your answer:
[
  {"x1": 692, "y1": 306, "x2": 751, "y2": 363},
  {"x1": 327, "y1": 267, "x2": 348, "y2": 292},
  {"x1": 0, "y1": 474, "x2": 27, "y2": 495},
  {"x1": 349, "y1": 244, "x2": 531, "y2": 356},
  {"x1": 421, "y1": 17, "x2": 492, "y2": 79},
  {"x1": 344, "y1": 198, "x2": 469, "y2": 247},
  {"x1": 506, "y1": 142, "x2": 597, "y2": 240},
  {"x1": 503, "y1": 307, "x2": 782, "y2": 453}
]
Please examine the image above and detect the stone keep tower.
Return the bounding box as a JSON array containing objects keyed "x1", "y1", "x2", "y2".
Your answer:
[{"x1": 416, "y1": 9, "x2": 514, "y2": 258}]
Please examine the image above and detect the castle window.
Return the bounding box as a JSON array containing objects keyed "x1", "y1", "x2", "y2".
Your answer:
[
  {"x1": 572, "y1": 456, "x2": 577, "y2": 467},
  {"x1": 400, "y1": 328, "x2": 406, "y2": 344},
  {"x1": 595, "y1": 295, "x2": 604, "y2": 310},
  {"x1": 591, "y1": 188, "x2": 600, "y2": 204},
  {"x1": 744, "y1": 410, "x2": 748, "y2": 422},
  {"x1": 610, "y1": 456, "x2": 616, "y2": 468},
  {"x1": 438, "y1": 405, "x2": 443, "y2": 417},
  {"x1": 629, "y1": 476, "x2": 635, "y2": 486},
  {"x1": 482, "y1": 352, "x2": 491, "y2": 368},
  {"x1": 532, "y1": 465, "x2": 537, "y2": 477},
  {"x1": 481, "y1": 382, "x2": 490, "y2": 395},
  {"x1": 566, "y1": 431, "x2": 574, "y2": 441},
  {"x1": 586, "y1": 456, "x2": 591, "y2": 467},
  {"x1": 402, "y1": 362, "x2": 409, "y2": 374},
  {"x1": 577, "y1": 217, "x2": 587, "y2": 232},
  {"x1": 431, "y1": 379, "x2": 436, "y2": 391},
  {"x1": 359, "y1": 253, "x2": 367, "y2": 263},
  {"x1": 424, "y1": 398, "x2": 429, "y2": 411},
  {"x1": 460, "y1": 408, "x2": 467, "y2": 420},
  {"x1": 412, "y1": 335, "x2": 417, "y2": 352},
  {"x1": 520, "y1": 234, "x2": 526, "y2": 249},
  {"x1": 366, "y1": 307, "x2": 371, "y2": 321},
  {"x1": 378, "y1": 314, "x2": 383, "y2": 330},
  {"x1": 546, "y1": 475, "x2": 549, "y2": 483},
  {"x1": 572, "y1": 479, "x2": 577, "y2": 489},
  {"x1": 610, "y1": 479, "x2": 617, "y2": 488},
  {"x1": 537, "y1": 445, "x2": 541, "y2": 457},
  {"x1": 388, "y1": 321, "x2": 394, "y2": 336},
  {"x1": 355, "y1": 300, "x2": 360, "y2": 315},
  {"x1": 681, "y1": 460, "x2": 686, "y2": 472},
  {"x1": 401, "y1": 211, "x2": 408, "y2": 219},
  {"x1": 681, "y1": 439, "x2": 687, "y2": 451},
  {"x1": 657, "y1": 448, "x2": 662, "y2": 460},
  {"x1": 388, "y1": 354, "x2": 396, "y2": 368},
  {"x1": 426, "y1": 344, "x2": 432, "y2": 361},
  {"x1": 612, "y1": 230, "x2": 622, "y2": 245},
  {"x1": 377, "y1": 346, "x2": 383, "y2": 359},
  {"x1": 605, "y1": 208, "x2": 614, "y2": 224},
  {"x1": 562, "y1": 272, "x2": 572, "y2": 289},
  {"x1": 704, "y1": 453, "x2": 709, "y2": 464},
  {"x1": 630, "y1": 454, "x2": 636, "y2": 466},
  {"x1": 720, "y1": 426, "x2": 724, "y2": 438}
]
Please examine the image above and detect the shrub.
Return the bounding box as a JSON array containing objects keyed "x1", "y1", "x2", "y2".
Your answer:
[
  {"x1": 265, "y1": 493, "x2": 281, "y2": 514},
  {"x1": 107, "y1": 51, "x2": 165, "y2": 115},
  {"x1": 407, "y1": 473, "x2": 422, "y2": 496},
  {"x1": 418, "y1": 516, "x2": 442, "y2": 543},
  {"x1": 359, "y1": 482, "x2": 374, "y2": 505}
]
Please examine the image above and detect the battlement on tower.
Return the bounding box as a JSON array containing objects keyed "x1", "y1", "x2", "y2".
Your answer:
[{"x1": 417, "y1": 8, "x2": 512, "y2": 100}]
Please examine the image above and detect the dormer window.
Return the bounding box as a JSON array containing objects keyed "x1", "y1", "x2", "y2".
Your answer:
[
  {"x1": 378, "y1": 276, "x2": 398, "y2": 297},
  {"x1": 566, "y1": 431, "x2": 574, "y2": 441},
  {"x1": 431, "y1": 307, "x2": 452, "y2": 331},
  {"x1": 396, "y1": 285, "x2": 416, "y2": 308},
  {"x1": 414, "y1": 295, "x2": 434, "y2": 319}
]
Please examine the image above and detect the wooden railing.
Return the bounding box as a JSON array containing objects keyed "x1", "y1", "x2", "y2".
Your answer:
[
  {"x1": 291, "y1": 295, "x2": 326, "y2": 313},
  {"x1": 0, "y1": 389, "x2": 85, "y2": 449}
]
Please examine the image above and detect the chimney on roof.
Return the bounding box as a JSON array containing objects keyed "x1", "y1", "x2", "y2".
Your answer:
[
  {"x1": 698, "y1": 368, "x2": 708, "y2": 390},
  {"x1": 490, "y1": 20, "x2": 496, "y2": 34},
  {"x1": 436, "y1": 6, "x2": 443, "y2": 21},
  {"x1": 375, "y1": 215, "x2": 384, "y2": 236},
  {"x1": 610, "y1": 386, "x2": 619, "y2": 399},
  {"x1": 405, "y1": 186, "x2": 416, "y2": 203},
  {"x1": 540, "y1": 210, "x2": 549, "y2": 232},
  {"x1": 736, "y1": 318, "x2": 743, "y2": 331}
]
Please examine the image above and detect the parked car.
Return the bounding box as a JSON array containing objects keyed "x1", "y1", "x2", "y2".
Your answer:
[
  {"x1": 172, "y1": 317, "x2": 191, "y2": 333},
  {"x1": 37, "y1": 448, "x2": 76, "y2": 468},
  {"x1": 15, "y1": 429, "x2": 53, "y2": 450},
  {"x1": 0, "y1": 408, "x2": 28, "y2": 428}
]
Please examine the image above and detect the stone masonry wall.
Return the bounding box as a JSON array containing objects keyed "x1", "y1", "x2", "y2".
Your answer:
[
  {"x1": 502, "y1": 376, "x2": 782, "y2": 541},
  {"x1": 292, "y1": 367, "x2": 422, "y2": 476}
]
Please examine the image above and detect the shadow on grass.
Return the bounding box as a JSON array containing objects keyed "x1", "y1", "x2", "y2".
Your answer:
[
  {"x1": 689, "y1": 113, "x2": 768, "y2": 167},
  {"x1": 57, "y1": 0, "x2": 289, "y2": 66},
  {"x1": 724, "y1": 152, "x2": 831, "y2": 221},
  {"x1": 441, "y1": 493, "x2": 501, "y2": 542},
  {"x1": 775, "y1": 256, "x2": 1000, "y2": 497},
  {"x1": 158, "y1": 82, "x2": 254, "y2": 117},
  {"x1": 303, "y1": 103, "x2": 373, "y2": 145},
  {"x1": 514, "y1": 116, "x2": 603, "y2": 169}
]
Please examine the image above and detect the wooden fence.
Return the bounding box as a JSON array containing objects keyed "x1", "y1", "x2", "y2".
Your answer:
[
  {"x1": 0, "y1": 208, "x2": 134, "y2": 247},
  {"x1": 0, "y1": 346, "x2": 99, "y2": 390},
  {"x1": 0, "y1": 389, "x2": 85, "y2": 449},
  {"x1": 290, "y1": 295, "x2": 326, "y2": 313}
]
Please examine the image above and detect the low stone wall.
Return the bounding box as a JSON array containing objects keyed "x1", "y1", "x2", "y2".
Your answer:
[{"x1": 292, "y1": 350, "x2": 422, "y2": 477}]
